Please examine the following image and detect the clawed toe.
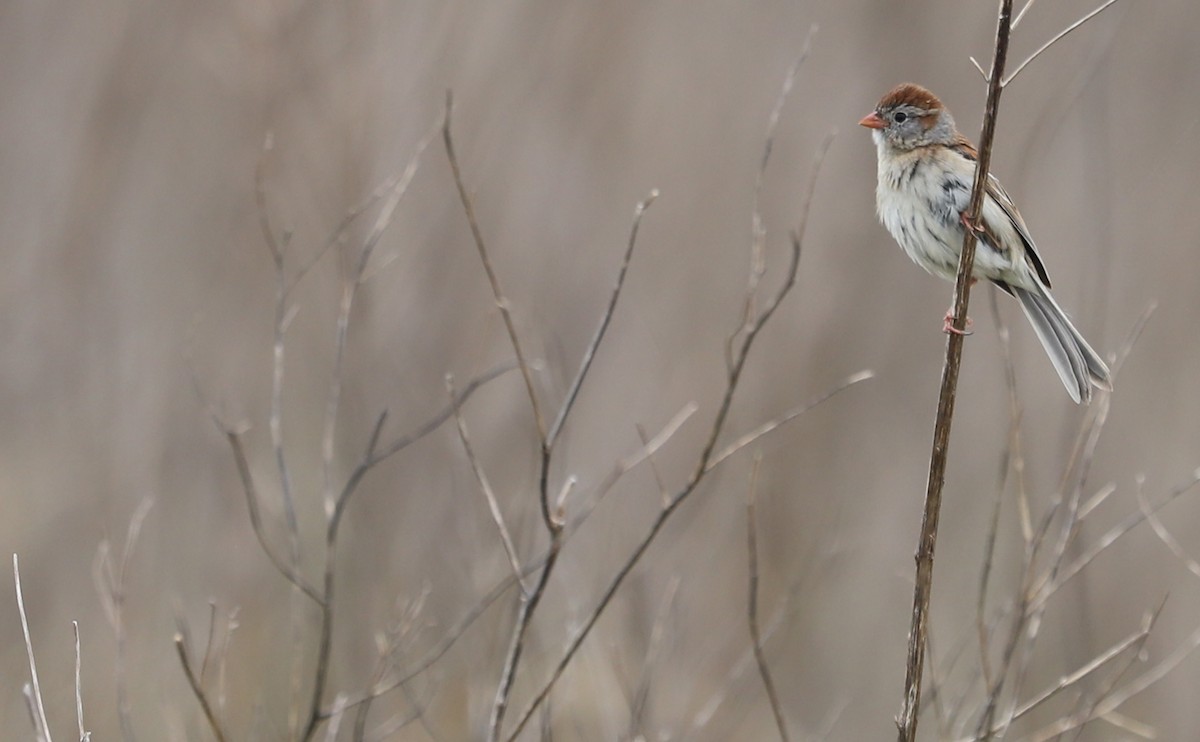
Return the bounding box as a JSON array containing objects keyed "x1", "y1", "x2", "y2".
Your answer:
[
  {"x1": 960, "y1": 213, "x2": 985, "y2": 235},
  {"x1": 943, "y1": 312, "x2": 974, "y2": 336}
]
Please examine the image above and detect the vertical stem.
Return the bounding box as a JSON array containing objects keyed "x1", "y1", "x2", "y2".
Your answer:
[{"x1": 896, "y1": 2, "x2": 1014, "y2": 740}]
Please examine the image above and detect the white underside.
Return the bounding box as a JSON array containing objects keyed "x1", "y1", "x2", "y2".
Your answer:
[{"x1": 872, "y1": 131, "x2": 1038, "y2": 290}]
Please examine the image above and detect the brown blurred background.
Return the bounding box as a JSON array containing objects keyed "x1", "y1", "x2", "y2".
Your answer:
[{"x1": 2, "y1": 1, "x2": 1199, "y2": 739}]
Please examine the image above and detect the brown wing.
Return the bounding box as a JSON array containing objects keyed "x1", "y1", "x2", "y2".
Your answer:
[
  {"x1": 985, "y1": 176, "x2": 1052, "y2": 288},
  {"x1": 949, "y1": 136, "x2": 1053, "y2": 288}
]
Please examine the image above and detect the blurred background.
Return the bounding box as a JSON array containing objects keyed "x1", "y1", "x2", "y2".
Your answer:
[{"x1": 1, "y1": 1, "x2": 1198, "y2": 739}]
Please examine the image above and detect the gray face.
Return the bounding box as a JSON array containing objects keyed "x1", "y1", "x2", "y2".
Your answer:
[{"x1": 877, "y1": 104, "x2": 955, "y2": 150}]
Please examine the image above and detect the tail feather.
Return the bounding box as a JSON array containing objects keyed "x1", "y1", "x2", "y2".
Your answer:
[{"x1": 1012, "y1": 285, "x2": 1112, "y2": 404}]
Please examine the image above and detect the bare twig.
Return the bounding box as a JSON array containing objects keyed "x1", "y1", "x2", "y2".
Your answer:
[
  {"x1": 969, "y1": 56, "x2": 990, "y2": 83},
  {"x1": 467, "y1": 154, "x2": 660, "y2": 737},
  {"x1": 1003, "y1": 0, "x2": 1125, "y2": 86},
  {"x1": 447, "y1": 373, "x2": 528, "y2": 595},
  {"x1": 222, "y1": 428, "x2": 323, "y2": 603},
  {"x1": 441, "y1": 97, "x2": 564, "y2": 738},
  {"x1": 746, "y1": 455, "x2": 790, "y2": 742},
  {"x1": 300, "y1": 363, "x2": 512, "y2": 740},
  {"x1": 322, "y1": 117, "x2": 441, "y2": 514},
  {"x1": 1012, "y1": 0, "x2": 1039, "y2": 29},
  {"x1": 706, "y1": 370, "x2": 874, "y2": 472},
  {"x1": 575, "y1": 402, "x2": 699, "y2": 518},
  {"x1": 15, "y1": 555, "x2": 52, "y2": 742},
  {"x1": 1138, "y1": 481, "x2": 1200, "y2": 580},
  {"x1": 199, "y1": 600, "x2": 218, "y2": 686},
  {"x1": 734, "y1": 24, "x2": 817, "y2": 365},
  {"x1": 1035, "y1": 470, "x2": 1200, "y2": 612},
  {"x1": 255, "y1": 133, "x2": 302, "y2": 586},
  {"x1": 1024, "y1": 621, "x2": 1200, "y2": 742},
  {"x1": 635, "y1": 423, "x2": 671, "y2": 508},
  {"x1": 897, "y1": 2, "x2": 1014, "y2": 739},
  {"x1": 626, "y1": 575, "x2": 680, "y2": 738},
  {"x1": 92, "y1": 494, "x2": 152, "y2": 742},
  {"x1": 503, "y1": 227, "x2": 846, "y2": 742},
  {"x1": 175, "y1": 634, "x2": 227, "y2": 742},
  {"x1": 323, "y1": 695, "x2": 348, "y2": 742},
  {"x1": 215, "y1": 607, "x2": 239, "y2": 714},
  {"x1": 74, "y1": 621, "x2": 89, "y2": 741},
  {"x1": 1008, "y1": 605, "x2": 1160, "y2": 725},
  {"x1": 547, "y1": 189, "x2": 659, "y2": 449},
  {"x1": 444, "y1": 92, "x2": 547, "y2": 446}
]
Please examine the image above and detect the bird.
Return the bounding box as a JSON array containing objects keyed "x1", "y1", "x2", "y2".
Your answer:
[{"x1": 860, "y1": 82, "x2": 1111, "y2": 404}]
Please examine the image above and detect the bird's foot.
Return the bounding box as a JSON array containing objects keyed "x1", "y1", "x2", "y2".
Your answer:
[
  {"x1": 943, "y1": 310, "x2": 974, "y2": 336},
  {"x1": 960, "y1": 213, "x2": 986, "y2": 235}
]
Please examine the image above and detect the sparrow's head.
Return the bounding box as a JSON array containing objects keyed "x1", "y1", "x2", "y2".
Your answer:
[{"x1": 859, "y1": 83, "x2": 957, "y2": 151}]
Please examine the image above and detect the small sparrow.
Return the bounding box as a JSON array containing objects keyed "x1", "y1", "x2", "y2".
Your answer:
[{"x1": 860, "y1": 83, "x2": 1111, "y2": 404}]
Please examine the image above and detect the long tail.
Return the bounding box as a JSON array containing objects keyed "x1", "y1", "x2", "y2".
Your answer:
[{"x1": 1012, "y1": 285, "x2": 1112, "y2": 404}]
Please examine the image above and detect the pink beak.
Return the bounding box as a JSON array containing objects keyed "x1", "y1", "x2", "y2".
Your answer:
[{"x1": 858, "y1": 111, "x2": 886, "y2": 130}]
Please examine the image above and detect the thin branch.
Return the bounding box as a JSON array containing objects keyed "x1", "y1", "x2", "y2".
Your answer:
[
  {"x1": 1138, "y1": 481, "x2": 1200, "y2": 580},
  {"x1": 326, "y1": 402, "x2": 700, "y2": 722},
  {"x1": 255, "y1": 131, "x2": 302, "y2": 574},
  {"x1": 734, "y1": 24, "x2": 817, "y2": 362},
  {"x1": 897, "y1": 2, "x2": 1014, "y2": 740},
  {"x1": 574, "y1": 402, "x2": 699, "y2": 519},
  {"x1": 1033, "y1": 470, "x2": 1200, "y2": 612},
  {"x1": 366, "y1": 362, "x2": 515, "y2": 471},
  {"x1": 15, "y1": 555, "x2": 52, "y2": 742},
  {"x1": 23, "y1": 686, "x2": 45, "y2": 742},
  {"x1": 635, "y1": 423, "x2": 671, "y2": 508},
  {"x1": 1012, "y1": 0, "x2": 1039, "y2": 29},
  {"x1": 547, "y1": 189, "x2": 659, "y2": 448},
  {"x1": 447, "y1": 374, "x2": 528, "y2": 595},
  {"x1": 199, "y1": 601, "x2": 218, "y2": 686},
  {"x1": 1003, "y1": 0, "x2": 1125, "y2": 86},
  {"x1": 322, "y1": 117, "x2": 441, "y2": 515},
  {"x1": 706, "y1": 369, "x2": 874, "y2": 472},
  {"x1": 1009, "y1": 606, "x2": 1159, "y2": 725},
  {"x1": 975, "y1": 311, "x2": 1009, "y2": 692},
  {"x1": 503, "y1": 223, "x2": 842, "y2": 742},
  {"x1": 223, "y1": 428, "x2": 323, "y2": 603},
  {"x1": 92, "y1": 495, "x2": 152, "y2": 742},
  {"x1": 175, "y1": 634, "x2": 228, "y2": 742},
  {"x1": 443, "y1": 92, "x2": 547, "y2": 447},
  {"x1": 626, "y1": 575, "x2": 680, "y2": 738},
  {"x1": 74, "y1": 621, "x2": 89, "y2": 741},
  {"x1": 969, "y1": 56, "x2": 990, "y2": 83},
  {"x1": 300, "y1": 363, "x2": 512, "y2": 741},
  {"x1": 215, "y1": 607, "x2": 239, "y2": 714},
  {"x1": 489, "y1": 544, "x2": 560, "y2": 742},
  {"x1": 988, "y1": 393, "x2": 1110, "y2": 739},
  {"x1": 1024, "y1": 621, "x2": 1200, "y2": 742},
  {"x1": 747, "y1": 455, "x2": 790, "y2": 742},
  {"x1": 441, "y1": 95, "x2": 565, "y2": 737},
  {"x1": 473, "y1": 134, "x2": 664, "y2": 742}
]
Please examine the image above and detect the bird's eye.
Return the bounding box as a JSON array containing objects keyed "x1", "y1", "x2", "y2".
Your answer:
[{"x1": 893, "y1": 111, "x2": 908, "y2": 123}]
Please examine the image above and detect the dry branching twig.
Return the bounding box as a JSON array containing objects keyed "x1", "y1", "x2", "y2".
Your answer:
[
  {"x1": 175, "y1": 633, "x2": 228, "y2": 742},
  {"x1": 625, "y1": 575, "x2": 680, "y2": 738},
  {"x1": 746, "y1": 454, "x2": 790, "y2": 742},
  {"x1": 1003, "y1": 0, "x2": 1126, "y2": 86},
  {"x1": 447, "y1": 373, "x2": 528, "y2": 595},
  {"x1": 74, "y1": 621, "x2": 90, "y2": 741},
  {"x1": 15, "y1": 555, "x2": 53, "y2": 742},
  {"x1": 504, "y1": 130, "x2": 861, "y2": 738},
  {"x1": 443, "y1": 86, "x2": 668, "y2": 740},
  {"x1": 93, "y1": 495, "x2": 153, "y2": 741}
]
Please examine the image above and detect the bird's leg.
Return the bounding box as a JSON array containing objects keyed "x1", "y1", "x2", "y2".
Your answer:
[
  {"x1": 942, "y1": 278, "x2": 977, "y2": 335},
  {"x1": 960, "y1": 212, "x2": 986, "y2": 235}
]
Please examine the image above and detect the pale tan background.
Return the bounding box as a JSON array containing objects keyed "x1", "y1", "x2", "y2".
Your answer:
[{"x1": 2, "y1": 1, "x2": 1199, "y2": 740}]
